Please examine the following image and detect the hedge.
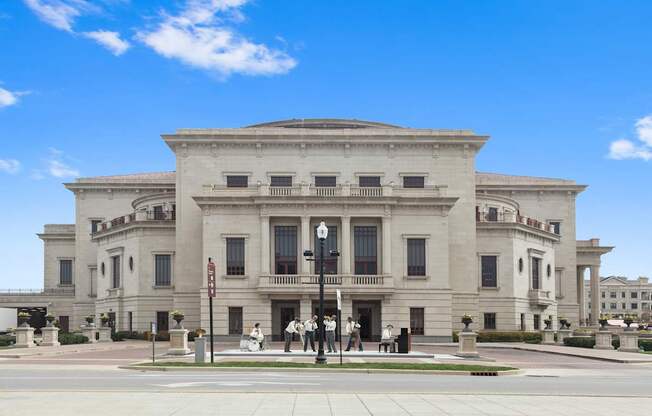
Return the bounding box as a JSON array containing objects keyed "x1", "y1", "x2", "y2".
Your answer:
[
  {"x1": 59, "y1": 333, "x2": 89, "y2": 345},
  {"x1": 453, "y1": 331, "x2": 542, "y2": 344},
  {"x1": 0, "y1": 335, "x2": 15, "y2": 347},
  {"x1": 564, "y1": 336, "x2": 652, "y2": 351}
]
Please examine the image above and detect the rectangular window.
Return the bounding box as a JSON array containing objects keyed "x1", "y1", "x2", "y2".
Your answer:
[
  {"x1": 91, "y1": 220, "x2": 102, "y2": 234},
  {"x1": 486, "y1": 207, "x2": 498, "y2": 222},
  {"x1": 359, "y1": 176, "x2": 381, "y2": 187},
  {"x1": 111, "y1": 256, "x2": 121, "y2": 289},
  {"x1": 403, "y1": 176, "x2": 425, "y2": 188},
  {"x1": 520, "y1": 313, "x2": 525, "y2": 331},
  {"x1": 156, "y1": 311, "x2": 169, "y2": 332},
  {"x1": 481, "y1": 256, "x2": 497, "y2": 288},
  {"x1": 632, "y1": 303, "x2": 638, "y2": 309},
  {"x1": 410, "y1": 308, "x2": 424, "y2": 335},
  {"x1": 549, "y1": 221, "x2": 561, "y2": 235},
  {"x1": 610, "y1": 303, "x2": 617, "y2": 309},
  {"x1": 59, "y1": 259, "x2": 73, "y2": 285},
  {"x1": 483, "y1": 313, "x2": 496, "y2": 330},
  {"x1": 314, "y1": 176, "x2": 337, "y2": 187},
  {"x1": 621, "y1": 292, "x2": 626, "y2": 298},
  {"x1": 270, "y1": 176, "x2": 292, "y2": 187},
  {"x1": 228, "y1": 307, "x2": 243, "y2": 335},
  {"x1": 622, "y1": 303, "x2": 626, "y2": 309},
  {"x1": 601, "y1": 291, "x2": 606, "y2": 298},
  {"x1": 533, "y1": 314, "x2": 541, "y2": 330},
  {"x1": 274, "y1": 226, "x2": 297, "y2": 274},
  {"x1": 610, "y1": 292, "x2": 617, "y2": 298},
  {"x1": 354, "y1": 226, "x2": 377, "y2": 275},
  {"x1": 631, "y1": 292, "x2": 638, "y2": 299},
  {"x1": 531, "y1": 257, "x2": 541, "y2": 290},
  {"x1": 153, "y1": 205, "x2": 165, "y2": 220},
  {"x1": 407, "y1": 239, "x2": 426, "y2": 276},
  {"x1": 226, "y1": 238, "x2": 246, "y2": 275},
  {"x1": 154, "y1": 254, "x2": 172, "y2": 286},
  {"x1": 314, "y1": 226, "x2": 338, "y2": 274},
  {"x1": 601, "y1": 302, "x2": 606, "y2": 309},
  {"x1": 226, "y1": 175, "x2": 248, "y2": 188}
]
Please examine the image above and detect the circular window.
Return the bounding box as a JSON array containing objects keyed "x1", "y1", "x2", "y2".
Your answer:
[
  {"x1": 518, "y1": 258, "x2": 524, "y2": 273},
  {"x1": 129, "y1": 256, "x2": 134, "y2": 272},
  {"x1": 547, "y1": 264, "x2": 552, "y2": 277},
  {"x1": 101, "y1": 262, "x2": 105, "y2": 276}
]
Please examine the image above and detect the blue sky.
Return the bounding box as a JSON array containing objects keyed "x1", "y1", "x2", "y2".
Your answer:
[{"x1": 1, "y1": 0, "x2": 651, "y2": 288}]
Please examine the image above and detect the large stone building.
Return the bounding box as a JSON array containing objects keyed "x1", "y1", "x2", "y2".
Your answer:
[
  {"x1": 0, "y1": 119, "x2": 614, "y2": 340},
  {"x1": 584, "y1": 276, "x2": 652, "y2": 322}
]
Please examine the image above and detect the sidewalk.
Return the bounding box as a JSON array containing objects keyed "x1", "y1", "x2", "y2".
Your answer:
[{"x1": 0, "y1": 340, "x2": 146, "y2": 359}]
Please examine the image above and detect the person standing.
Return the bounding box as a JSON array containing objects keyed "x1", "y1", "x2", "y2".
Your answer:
[
  {"x1": 344, "y1": 317, "x2": 354, "y2": 351},
  {"x1": 325, "y1": 315, "x2": 337, "y2": 353},
  {"x1": 303, "y1": 315, "x2": 317, "y2": 352},
  {"x1": 284, "y1": 317, "x2": 300, "y2": 352},
  {"x1": 353, "y1": 317, "x2": 363, "y2": 351}
]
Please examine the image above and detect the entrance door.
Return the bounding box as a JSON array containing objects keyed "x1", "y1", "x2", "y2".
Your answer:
[
  {"x1": 108, "y1": 312, "x2": 116, "y2": 334},
  {"x1": 58, "y1": 316, "x2": 69, "y2": 333},
  {"x1": 357, "y1": 307, "x2": 372, "y2": 341},
  {"x1": 280, "y1": 307, "x2": 296, "y2": 340},
  {"x1": 313, "y1": 301, "x2": 339, "y2": 341}
]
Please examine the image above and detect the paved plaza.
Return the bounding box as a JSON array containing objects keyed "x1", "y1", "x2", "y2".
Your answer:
[{"x1": 2, "y1": 340, "x2": 652, "y2": 415}]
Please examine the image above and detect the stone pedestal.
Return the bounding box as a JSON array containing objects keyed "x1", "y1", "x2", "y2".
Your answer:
[
  {"x1": 594, "y1": 330, "x2": 613, "y2": 350},
  {"x1": 40, "y1": 326, "x2": 60, "y2": 347},
  {"x1": 195, "y1": 337, "x2": 206, "y2": 363},
  {"x1": 557, "y1": 329, "x2": 571, "y2": 346},
  {"x1": 542, "y1": 329, "x2": 556, "y2": 345},
  {"x1": 15, "y1": 327, "x2": 35, "y2": 348},
  {"x1": 97, "y1": 327, "x2": 113, "y2": 343},
  {"x1": 81, "y1": 325, "x2": 98, "y2": 343},
  {"x1": 168, "y1": 329, "x2": 190, "y2": 355},
  {"x1": 618, "y1": 330, "x2": 640, "y2": 353},
  {"x1": 456, "y1": 331, "x2": 479, "y2": 358}
]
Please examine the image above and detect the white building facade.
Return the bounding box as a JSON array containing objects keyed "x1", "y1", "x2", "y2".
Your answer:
[
  {"x1": 0, "y1": 119, "x2": 613, "y2": 340},
  {"x1": 584, "y1": 276, "x2": 652, "y2": 322}
]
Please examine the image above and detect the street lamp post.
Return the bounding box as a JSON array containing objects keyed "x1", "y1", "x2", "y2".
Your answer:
[{"x1": 315, "y1": 221, "x2": 328, "y2": 364}]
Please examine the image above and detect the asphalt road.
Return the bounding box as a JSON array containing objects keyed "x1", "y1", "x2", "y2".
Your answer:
[{"x1": 2, "y1": 366, "x2": 652, "y2": 396}]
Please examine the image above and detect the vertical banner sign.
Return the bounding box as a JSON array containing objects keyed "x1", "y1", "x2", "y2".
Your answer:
[
  {"x1": 150, "y1": 321, "x2": 157, "y2": 364},
  {"x1": 336, "y1": 289, "x2": 342, "y2": 365},
  {"x1": 207, "y1": 258, "x2": 216, "y2": 363}
]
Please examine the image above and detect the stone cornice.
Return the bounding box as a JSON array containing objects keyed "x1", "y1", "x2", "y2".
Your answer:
[
  {"x1": 64, "y1": 183, "x2": 175, "y2": 194},
  {"x1": 92, "y1": 222, "x2": 175, "y2": 242},
  {"x1": 476, "y1": 184, "x2": 587, "y2": 193},
  {"x1": 476, "y1": 222, "x2": 560, "y2": 242}
]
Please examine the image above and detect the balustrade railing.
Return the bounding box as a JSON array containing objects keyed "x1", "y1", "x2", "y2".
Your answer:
[{"x1": 261, "y1": 274, "x2": 387, "y2": 288}]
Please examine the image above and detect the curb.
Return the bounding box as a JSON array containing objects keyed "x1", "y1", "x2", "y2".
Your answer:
[{"x1": 119, "y1": 364, "x2": 521, "y2": 376}]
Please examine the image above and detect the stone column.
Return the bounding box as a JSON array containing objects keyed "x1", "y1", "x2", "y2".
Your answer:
[
  {"x1": 341, "y1": 216, "x2": 351, "y2": 275},
  {"x1": 301, "y1": 216, "x2": 311, "y2": 274},
  {"x1": 557, "y1": 328, "x2": 572, "y2": 346},
  {"x1": 577, "y1": 266, "x2": 587, "y2": 326},
  {"x1": 382, "y1": 215, "x2": 392, "y2": 275},
  {"x1": 456, "y1": 331, "x2": 479, "y2": 358},
  {"x1": 619, "y1": 328, "x2": 640, "y2": 353},
  {"x1": 594, "y1": 329, "x2": 613, "y2": 350},
  {"x1": 41, "y1": 326, "x2": 60, "y2": 347},
  {"x1": 260, "y1": 215, "x2": 270, "y2": 275},
  {"x1": 97, "y1": 327, "x2": 113, "y2": 342},
  {"x1": 14, "y1": 327, "x2": 35, "y2": 348},
  {"x1": 590, "y1": 265, "x2": 600, "y2": 326},
  {"x1": 168, "y1": 329, "x2": 191, "y2": 355},
  {"x1": 300, "y1": 297, "x2": 312, "y2": 320},
  {"x1": 81, "y1": 325, "x2": 98, "y2": 343}
]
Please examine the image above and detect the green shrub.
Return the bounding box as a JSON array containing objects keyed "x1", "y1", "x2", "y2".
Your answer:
[
  {"x1": 452, "y1": 331, "x2": 542, "y2": 343},
  {"x1": 0, "y1": 335, "x2": 16, "y2": 346},
  {"x1": 563, "y1": 336, "x2": 595, "y2": 348},
  {"x1": 59, "y1": 333, "x2": 89, "y2": 345},
  {"x1": 639, "y1": 340, "x2": 652, "y2": 351}
]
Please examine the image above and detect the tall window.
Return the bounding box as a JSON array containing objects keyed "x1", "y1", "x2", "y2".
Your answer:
[
  {"x1": 226, "y1": 238, "x2": 245, "y2": 275},
  {"x1": 610, "y1": 303, "x2": 617, "y2": 309},
  {"x1": 610, "y1": 292, "x2": 617, "y2": 298},
  {"x1": 407, "y1": 239, "x2": 426, "y2": 276},
  {"x1": 520, "y1": 314, "x2": 525, "y2": 331},
  {"x1": 275, "y1": 226, "x2": 297, "y2": 274},
  {"x1": 533, "y1": 314, "x2": 541, "y2": 330},
  {"x1": 314, "y1": 226, "x2": 338, "y2": 274},
  {"x1": 314, "y1": 176, "x2": 336, "y2": 187},
  {"x1": 153, "y1": 205, "x2": 165, "y2": 220},
  {"x1": 486, "y1": 207, "x2": 498, "y2": 222},
  {"x1": 631, "y1": 292, "x2": 638, "y2": 299},
  {"x1": 549, "y1": 221, "x2": 561, "y2": 235},
  {"x1": 354, "y1": 226, "x2": 377, "y2": 275},
  {"x1": 59, "y1": 259, "x2": 73, "y2": 285},
  {"x1": 531, "y1": 257, "x2": 541, "y2": 290},
  {"x1": 410, "y1": 308, "x2": 424, "y2": 335},
  {"x1": 358, "y1": 176, "x2": 381, "y2": 187},
  {"x1": 228, "y1": 307, "x2": 243, "y2": 335},
  {"x1": 226, "y1": 175, "x2": 248, "y2": 188},
  {"x1": 403, "y1": 176, "x2": 425, "y2": 188},
  {"x1": 481, "y1": 256, "x2": 497, "y2": 288},
  {"x1": 91, "y1": 220, "x2": 102, "y2": 234},
  {"x1": 270, "y1": 176, "x2": 292, "y2": 187},
  {"x1": 601, "y1": 291, "x2": 606, "y2": 298},
  {"x1": 111, "y1": 256, "x2": 121, "y2": 289},
  {"x1": 154, "y1": 254, "x2": 172, "y2": 286},
  {"x1": 632, "y1": 303, "x2": 638, "y2": 309},
  {"x1": 156, "y1": 311, "x2": 169, "y2": 331},
  {"x1": 89, "y1": 267, "x2": 97, "y2": 297},
  {"x1": 483, "y1": 313, "x2": 496, "y2": 330}
]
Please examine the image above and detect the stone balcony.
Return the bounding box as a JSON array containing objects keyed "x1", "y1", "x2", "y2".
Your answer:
[
  {"x1": 257, "y1": 274, "x2": 394, "y2": 295},
  {"x1": 476, "y1": 210, "x2": 558, "y2": 235},
  {"x1": 202, "y1": 183, "x2": 448, "y2": 198},
  {"x1": 0, "y1": 287, "x2": 75, "y2": 297},
  {"x1": 93, "y1": 209, "x2": 175, "y2": 236},
  {"x1": 529, "y1": 289, "x2": 555, "y2": 307}
]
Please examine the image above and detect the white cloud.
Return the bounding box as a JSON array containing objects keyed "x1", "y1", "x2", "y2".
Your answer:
[
  {"x1": 136, "y1": 0, "x2": 296, "y2": 77},
  {"x1": 608, "y1": 114, "x2": 652, "y2": 162},
  {"x1": 0, "y1": 87, "x2": 30, "y2": 108},
  {"x1": 43, "y1": 148, "x2": 80, "y2": 178},
  {"x1": 22, "y1": 0, "x2": 95, "y2": 32},
  {"x1": 0, "y1": 159, "x2": 21, "y2": 174},
  {"x1": 83, "y1": 30, "x2": 130, "y2": 55}
]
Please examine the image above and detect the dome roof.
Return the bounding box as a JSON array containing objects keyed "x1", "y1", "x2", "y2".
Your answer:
[{"x1": 245, "y1": 118, "x2": 403, "y2": 129}]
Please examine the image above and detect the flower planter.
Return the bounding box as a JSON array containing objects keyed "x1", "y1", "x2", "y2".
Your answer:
[
  {"x1": 172, "y1": 314, "x2": 185, "y2": 329},
  {"x1": 461, "y1": 315, "x2": 473, "y2": 332},
  {"x1": 45, "y1": 315, "x2": 56, "y2": 327},
  {"x1": 17, "y1": 316, "x2": 31, "y2": 328}
]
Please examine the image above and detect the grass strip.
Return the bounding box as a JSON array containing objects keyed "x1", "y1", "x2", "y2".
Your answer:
[{"x1": 145, "y1": 361, "x2": 516, "y2": 372}]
